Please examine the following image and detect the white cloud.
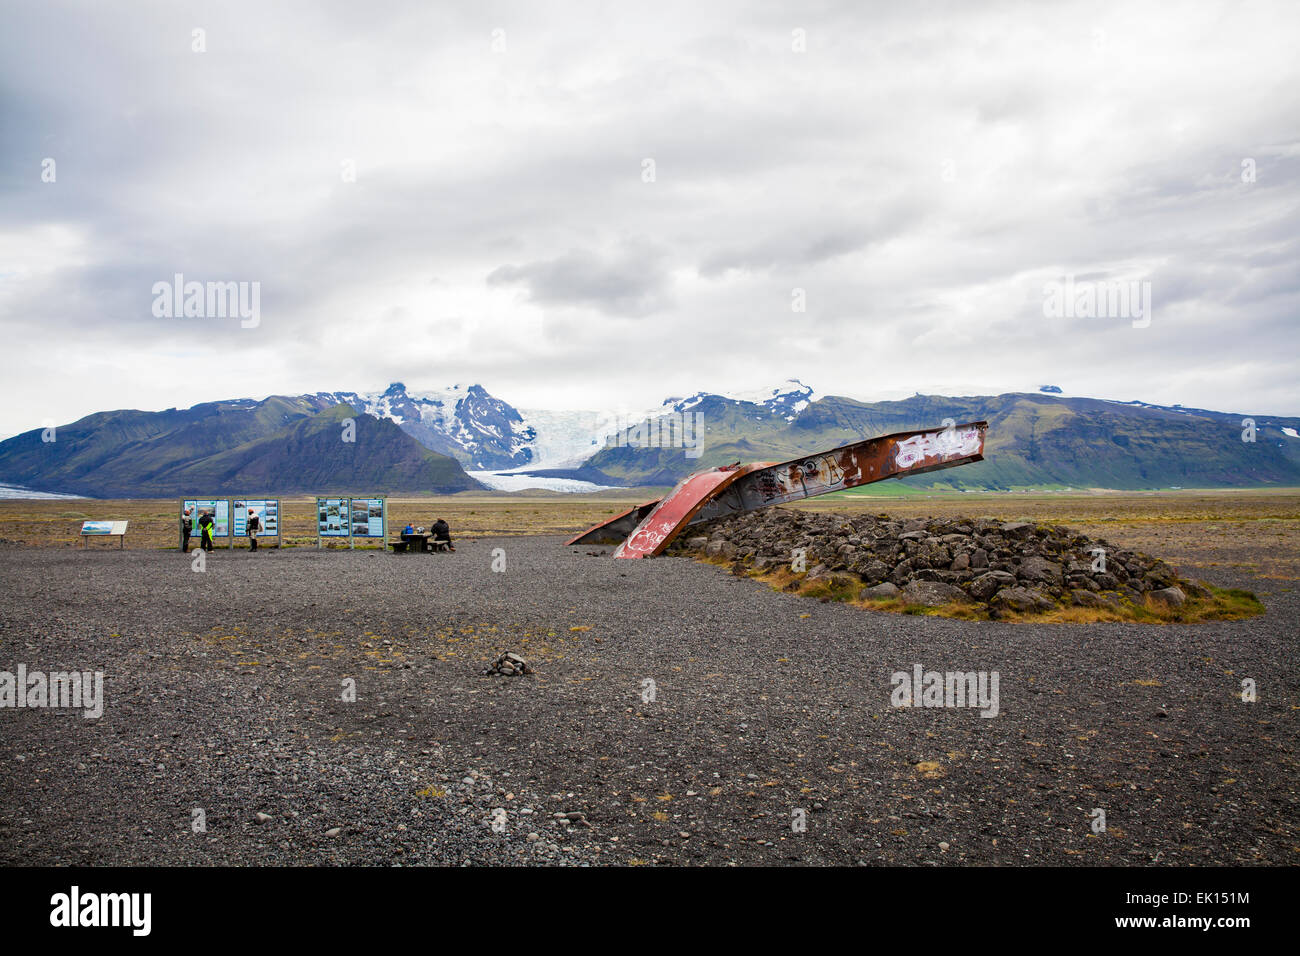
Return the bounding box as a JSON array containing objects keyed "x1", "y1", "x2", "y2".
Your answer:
[{"x1": 1, "y1": 0, "x2": 1298, "y2": 436}]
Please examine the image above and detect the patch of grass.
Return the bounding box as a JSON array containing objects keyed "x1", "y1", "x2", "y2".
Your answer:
[
  {"x1": 693, "y1": 553, "x2": 1264, "y2": 625},
  {"x1": 1194, "y1": 586, "x2": 1265, "y2": 620},
  {"x1": 800, "y1": 576, "x2": 860, "y2": 603},
  {"x1": 1007, "y1": 604, "x2": 1132, "y2": 624}
]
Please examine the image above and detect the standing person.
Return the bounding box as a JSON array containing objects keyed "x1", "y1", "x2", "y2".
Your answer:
[
  {"x1": 198, "y1": 510, "x2": 215, "y2": 552},
  {"x1": 246, "y1": 507, "x2": 261, "y2": 551},
  {"x1": 431, "y1": 517, "x2": 454, "y2": 552},
  {"x1": 180, "y1": 508, "x2": 193, "y2": 552}
]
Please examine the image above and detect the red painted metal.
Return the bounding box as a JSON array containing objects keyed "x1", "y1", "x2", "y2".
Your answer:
[
  {"x1": 611, "y1": 464, "x2": 769, "y2": 558},
  {"x1": 596, "y1": 421, "x2": 988, "y2": 559}
]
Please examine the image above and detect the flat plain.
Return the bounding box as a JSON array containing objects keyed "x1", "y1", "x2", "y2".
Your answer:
[{"x1": 1, "y1": 490, "x2": 1296, "y2": 865}]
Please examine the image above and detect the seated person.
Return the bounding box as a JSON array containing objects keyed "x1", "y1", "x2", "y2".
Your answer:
[
  {"x1": 430, "y1": 517, "x2": 454, "y2": 552},
  {"x1": 402, "y1": 523, "x2": 415, "y2": 535}
]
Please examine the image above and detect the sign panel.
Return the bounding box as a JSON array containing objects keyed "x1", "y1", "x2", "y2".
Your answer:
[
  {"x1": 349, "y1": 497, "x2": 386, "y2": 538},
  {"x1": 233, "y1": 499, "x2": 280, "y2": 537},
  {"x1": 183, "y1": 499, "x2": 230, "y2": 536},
  {"x1": 317, "y1": 497, "x2": 350, "y2": 537},
  {"x1": 81, "y1": 520, "x2": 127, "y2": 535}
]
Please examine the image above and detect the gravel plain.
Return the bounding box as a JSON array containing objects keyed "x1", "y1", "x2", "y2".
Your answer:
[{"x1": 1, "y1": 533, "x2": 1296, "y2": 866}]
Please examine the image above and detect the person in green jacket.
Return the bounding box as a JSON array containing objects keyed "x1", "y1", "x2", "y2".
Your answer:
[{"x1": 198, "y1": 510, "x2": 215, "y2": 552}]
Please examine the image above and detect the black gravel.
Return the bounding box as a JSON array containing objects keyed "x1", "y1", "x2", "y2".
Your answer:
[{"x1": 1, "y1": 535, "x2": 1296, "y2": 866}]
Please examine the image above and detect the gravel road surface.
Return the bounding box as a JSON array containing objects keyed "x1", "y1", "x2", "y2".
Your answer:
[{"x1": 2, "y1": 536, "x2": 1295, "y2": 865}]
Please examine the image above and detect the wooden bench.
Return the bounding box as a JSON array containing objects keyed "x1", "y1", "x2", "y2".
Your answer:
[{"x1": 388, "y1": 540, "x2": 410, "y2": 554}]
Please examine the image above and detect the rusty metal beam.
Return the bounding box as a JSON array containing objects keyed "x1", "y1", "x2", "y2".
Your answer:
[
  {"x1": 690, "y1": 421, "x2": 988, "y2": 523},
  {"x1": 569, "y1": 422, "x2": 988, "y2": 557},
  {"x1": 566, "y1": 500, "x2": 661, "y2": 546}
]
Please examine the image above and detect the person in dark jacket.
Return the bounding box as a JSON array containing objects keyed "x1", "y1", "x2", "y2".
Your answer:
[
  {"x1": 431, "y1": 518, "x2": 454, "y2": 552},
  {"x1": 198, "y1": 510, "x2": 215, "y2": 552},
  {"x1": 181, "y1": 508, "x2": 193, "y2": 552},
  {"x1": 246, "y1": 508, "x2": 261, "y2": 551}
]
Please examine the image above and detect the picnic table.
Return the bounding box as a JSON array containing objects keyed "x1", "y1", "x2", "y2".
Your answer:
[
  {"x1": 390, "y1": 534, "x2": 452, "y2": 554},
  {"x1": 391, "y1": 533, "x2": 429, "y2": 553}
]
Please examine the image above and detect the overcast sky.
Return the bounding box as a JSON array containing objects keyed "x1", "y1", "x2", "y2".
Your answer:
[{"x1": 1, "y1": 0, "x2": 1297, "y2": 439}]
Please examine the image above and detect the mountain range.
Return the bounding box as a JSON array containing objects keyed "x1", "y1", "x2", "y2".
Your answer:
[
  {"x1": 2, "y1": 380, "x2": 1298, "y2": 497},
  {"x1": 577, "y1": 386, "x2": 1300, "y2": 490},
  {"x1": 0, "y1": 397, "x2": 482, "y2": 498}
]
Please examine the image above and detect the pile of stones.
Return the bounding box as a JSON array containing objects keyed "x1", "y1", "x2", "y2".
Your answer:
[
  {"x1": 671, "y1": 509, "x2": 1211, "y2": 617},
  {"x1": 482, "y1": 652, "x2": 532, "y2": 676}
]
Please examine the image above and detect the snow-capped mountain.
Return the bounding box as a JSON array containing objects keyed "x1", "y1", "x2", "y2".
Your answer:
[
  {"x1": 310, "y1": 383, "x2": 535, "y2": 471},
  {"x1": 665, "y1": 379, "x2": 818, "y2": 422},
  {"x1": 305, "y1": 380, "x2": 824, "y2": 489}
]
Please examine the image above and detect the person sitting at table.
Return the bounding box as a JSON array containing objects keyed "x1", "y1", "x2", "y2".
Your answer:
[
  {"x1": 431, "y1": 517, "x2": 454, "y2": 552},
  {"x1": 402, "y1": 523, "x2": 415, "y2": 535}
]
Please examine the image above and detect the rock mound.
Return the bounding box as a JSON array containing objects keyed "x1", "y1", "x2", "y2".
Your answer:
[
  {"x1": 482, "y1": 652, "x2": 532, "y2": 676},
  {"x1": 671, "y1": 509, "x2": 1212, "y2": 617}
]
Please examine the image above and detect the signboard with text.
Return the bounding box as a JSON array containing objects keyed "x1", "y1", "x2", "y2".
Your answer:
[
  {"x1": 182, "y1": 499, "x2": 230, "y2": 537},
  {"x1": 316, "y1": 498, "x2": 350, "y2": 537},
  {"x1": 81, "y1": 521, "x2": 127, "y2": 535},
  {"x1": 233, "y1": 499, "x2": 280, "y2": 537},
  {"x1": 349, "y1": 498, "x2": 386, "y2": 538}
]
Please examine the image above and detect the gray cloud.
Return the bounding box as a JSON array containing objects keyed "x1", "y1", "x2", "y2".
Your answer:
[
  {"x1": 1, "y1": 0, "x2": 1298, "y2": 438},
  {"x1": 486, "y1": 242, "x2": 672, "y2": 316}
]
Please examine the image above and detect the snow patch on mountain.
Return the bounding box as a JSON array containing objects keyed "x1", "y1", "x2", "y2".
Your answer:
[
  {"x1": 310, "y1": 378, "x2": 824, "y2": 488},
  {"x1": 669, "y1": 379, "x2": 817, "y2": 422},
  {"x1": 310, "y1": 383, "x2": 535, "y2": 470}
]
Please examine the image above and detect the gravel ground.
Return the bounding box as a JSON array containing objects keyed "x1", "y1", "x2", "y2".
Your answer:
[{"x1": 1, "y1": 535, "x2": 1296, "y2": 866}]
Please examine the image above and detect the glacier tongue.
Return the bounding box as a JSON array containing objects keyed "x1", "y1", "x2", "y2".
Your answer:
[
  {"x1": 467, "y1": 471, "x2": 616, "y2": 492},
  {"x1": 513, "y1": 408, "x2": 617, "y2": 470},
  {"x1": 315, "y1": 379, "x2": 820, "y2": 491},
  {"x1": 466, "y1": 409, "x2": 621, "y2": 492},
  {"x1": 0, "y1": 483, "x2": 85, "y2": 500}
]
